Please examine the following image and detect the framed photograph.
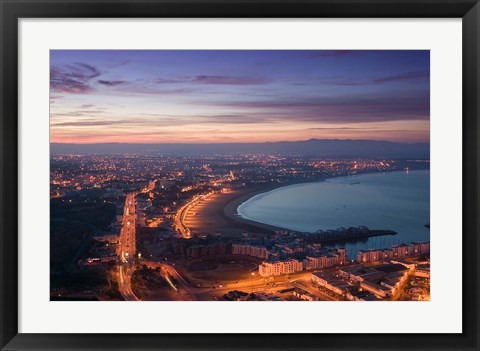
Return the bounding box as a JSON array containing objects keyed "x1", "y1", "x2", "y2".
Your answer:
[{"x1": 1, "y1": 0, "x2": 478, "y2": 350}]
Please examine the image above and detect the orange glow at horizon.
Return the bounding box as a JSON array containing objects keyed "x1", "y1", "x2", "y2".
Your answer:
[
  {"x1": 50, "y1": 120, "x2": 430, "y2": 144},
  {"x1": 50, "y1": 50, "x2": 430, "y2": 145}
]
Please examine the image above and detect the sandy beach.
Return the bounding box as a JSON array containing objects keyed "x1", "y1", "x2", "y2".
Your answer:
[
  {"x1": 184, "y1": 183, "x2": 298, "y2": 238},
  {"x1": 183, "y1": 170, "x2": 416, "y2": 239}
]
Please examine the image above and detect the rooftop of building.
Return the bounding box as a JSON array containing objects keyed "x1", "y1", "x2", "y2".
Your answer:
[{"x1": 374, "y1": 263, "x2": 408, "y2": 273}]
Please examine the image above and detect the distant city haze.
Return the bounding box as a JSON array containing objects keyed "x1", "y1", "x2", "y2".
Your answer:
[
  {"x1": 51, "y1": 139, "x2": 429, "y2": 158},
  {"x1": 50, "y1": 50, "x2": 430, "y2": 144}
]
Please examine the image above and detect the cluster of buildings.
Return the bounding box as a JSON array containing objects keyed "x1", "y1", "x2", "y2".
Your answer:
[
  {"x1": 305, "y1": 248, "x2": 348, "y2": 269},
  {"x1": 311, "y1": 263, "x2": 411, "y2": 300},
  {"x1": 258, "y1": 247, "x2": 349, "y2": 277},
  {"x1": 230, "y1": 232, "x2": 350, "y2": 277},
  {"x1": 357, "y1": 241, "x2": 430, "y2": 263},
  {"x1": 164, "y1": 234, "x2": 428, "y2": 280},
  {"x1": 232, "y1": 243, "x2": 268, "y2": 259},
  {"x1": 261, "y1": 245, "x2": 350, "y2": 277},
  {"x1": 340, "y1": 264, "x2": 410, "y2": 298}
]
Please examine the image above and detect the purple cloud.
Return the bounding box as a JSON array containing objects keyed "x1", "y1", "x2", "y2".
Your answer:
[
  {"x1": 374, "y1": 71, "x2": 429, "y2": 84},
  {"x1": 154, "y1": 78, "x2": 185, "y2": 84},
  {"x1": 50, "y1": 62, "x2": 101, "y2": 93},
  {"x1": 195, "y1": 114, "x2": 272, "y2": 124},
  {"x1": 51, "y1": 119, "x2": 141, "y2": 127},
  {"x1": 52, "y1": 110, "x2": 106, "y2": 117},
  {"x1": 292, "y1": 71, "x2": 429, "y2": 87},
  {"x1": 192, "y1": 75, "x2": 270, "y2": 85},
  {"x1": 316, "y1": 78, "x2": 368, "y2": 86},
  {"x1": 155, "y1": 75, "x2": 271, "y2": 86},
  {"x1": 205, "y1": 93, "x2": 429, "y2": 123},
  {"x1": 97, "y1": 80, "x2": 127, "y2": 86}
]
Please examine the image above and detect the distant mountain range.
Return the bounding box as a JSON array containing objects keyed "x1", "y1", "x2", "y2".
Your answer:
[{"x1": 50, "y1": 139, "x2": 429, "y2": 158}]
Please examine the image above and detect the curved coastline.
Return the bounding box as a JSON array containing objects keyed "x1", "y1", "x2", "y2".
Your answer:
[
  {"x1": 221, "y1": 173, "x2": 370, "y2": 235},
  {"x1": 227, "y1": 169, "x2": 429, "y2": 235},
  {"x1": 183, "y1": 178, "x2": 327, "y2": 238},
  {"x1": 221, "y1": 182, "x2": 321, "y2": 235},
  {"x1": 184, "y1": 169, "x2": 428, "y2": 238}
]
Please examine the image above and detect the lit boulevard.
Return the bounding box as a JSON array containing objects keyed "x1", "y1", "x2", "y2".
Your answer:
[{"x1": 117, "y1": 193, "x2": 140, "y2": 301}]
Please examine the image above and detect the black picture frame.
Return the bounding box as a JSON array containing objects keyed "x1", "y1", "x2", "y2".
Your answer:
[{"x1": 1, "y1": 1, "x2": 479, "y2": 350}]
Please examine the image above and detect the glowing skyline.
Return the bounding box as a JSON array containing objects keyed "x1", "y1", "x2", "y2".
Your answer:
[{"x1": 50, "y1": 50, "x2": 429, "y2": 144}]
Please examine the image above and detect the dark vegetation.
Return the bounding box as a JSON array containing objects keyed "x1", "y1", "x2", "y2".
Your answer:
[
  {"x1": 50, "y1": 220, "x2": 90, "y2": 270},
  {"x1": 50, "y1": 266, "x2": 108, "y2": 291},
  {"x1": 50, "y1": 200, "x2": 117, "y2": 297},
  {"x1": 51, "y1": 199, "x2": 116, "y2": 230}
]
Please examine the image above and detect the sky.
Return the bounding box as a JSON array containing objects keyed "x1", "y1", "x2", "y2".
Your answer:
[{"x1": 50, "y1": 50, "x2": 430, "y2": 144}]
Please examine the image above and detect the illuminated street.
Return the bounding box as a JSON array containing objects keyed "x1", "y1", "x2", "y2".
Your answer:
[{"x1": 117, "y1": 193, "x2": 140, "y2": 301}]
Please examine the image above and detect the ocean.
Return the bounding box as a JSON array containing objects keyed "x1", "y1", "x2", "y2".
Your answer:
[{"x1": 237, "y1": 170, "x2": 430, "y2": 257}]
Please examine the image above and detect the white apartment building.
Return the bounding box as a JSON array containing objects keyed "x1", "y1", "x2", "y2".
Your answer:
[{"x1": 259, "y1": 259, "x2": 303, "y2": 277}]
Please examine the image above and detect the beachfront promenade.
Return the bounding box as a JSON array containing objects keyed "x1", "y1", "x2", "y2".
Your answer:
[
  {"x1": 174, "y1": 191, "x2": 215, "y2": 238},
  {"x1": 178, "y1": 187, "x2": 288, "y2": 239}
]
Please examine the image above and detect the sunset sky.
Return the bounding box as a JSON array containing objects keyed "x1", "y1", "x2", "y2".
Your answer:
[{"x1": 50, "y1": 50, "x2": 430, "y2": 144}]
